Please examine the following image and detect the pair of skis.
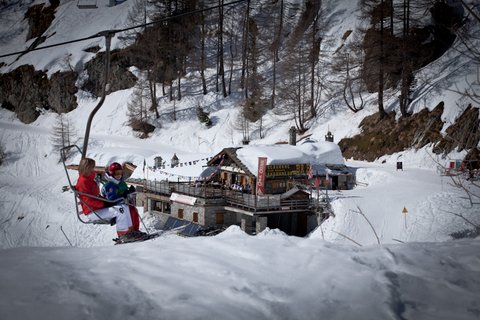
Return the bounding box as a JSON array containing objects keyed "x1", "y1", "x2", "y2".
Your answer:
[
  {"x1": 113, "y1": 232, "x2": 161, "y2": 245},
  {"x1": 113, "y1": 224, "x2": 190, "y2": 244}
]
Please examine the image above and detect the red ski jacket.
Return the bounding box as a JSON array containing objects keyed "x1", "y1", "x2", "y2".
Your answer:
[{"x1": 75, "y1": 172, "x2": 105, "y2": 215}]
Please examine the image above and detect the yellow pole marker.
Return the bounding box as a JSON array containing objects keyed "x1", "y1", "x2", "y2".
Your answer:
[{"x1": 402, "y1": 207, "x2": 408, "y2": 229}]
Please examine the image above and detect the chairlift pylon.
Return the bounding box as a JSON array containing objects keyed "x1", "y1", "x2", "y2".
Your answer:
[{"x1": 82, "y1": 32, "x2": 113, "y2": 158}]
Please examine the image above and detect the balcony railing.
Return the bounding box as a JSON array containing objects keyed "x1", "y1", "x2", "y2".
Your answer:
[{"x1": 133, "y1": 179, "x2": 318, "y2": 212}]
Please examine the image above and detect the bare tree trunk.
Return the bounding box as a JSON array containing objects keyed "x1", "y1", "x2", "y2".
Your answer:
[
  {"x1": 399, "y1": 0, "x2": 411, "y2": 117},
  {"x1": 390, "y1": 0, "x2": 394, "y2": 35},
  {"x1": 200, "y1": 10, "x2": 208, "y2": 95},
  {"x1": 228, "y1": 30, "x2": 234, "y2": 95},
  {"x1": 271, "y1": 0, "x2": 284, "y2": 109},
  {"x1": 343, "y1": 54, "x2": 365, "y2": 112},
  {"x1": 378, "y1": 0, "x2": 386, "y2": 117},
  {"x1": 240, "y1": 0, "x2": 250, "y2": 90},
  {"x1": 218, "y1": 0, "x2": 227, "y2": 97},
  {"x1": 272, "y1": 52, "x2": 277, "y2": 109},
  {"x1": 147, "y1": 70, "x2": 159, "y2": 118},
  {"x1": 310, "y1": 14, "x2": 318, "y2": 119},
  {"x1": 177, "y1": 75, "x2": 181, "y2": 101}
]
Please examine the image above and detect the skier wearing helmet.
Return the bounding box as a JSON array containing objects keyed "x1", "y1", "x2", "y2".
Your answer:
[
  {"x1": 101, "y1": 162, "x2": 143, "y2": 237},
  {"x1": 102, "y1": 162, "x2": 129, "y2": 201}
]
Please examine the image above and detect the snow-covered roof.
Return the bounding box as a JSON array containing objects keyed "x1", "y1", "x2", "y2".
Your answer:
[{"x1": 236, "y1": 141, "x2": 345, "y2": 176}]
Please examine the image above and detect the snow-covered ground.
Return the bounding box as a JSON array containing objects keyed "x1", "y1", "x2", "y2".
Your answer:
[
  {"x1": 1, "y1": 102, "x2": 479, "y2": 319},
  {"x1": 0, "y1": 0, "x2": 479, "y2": 319},
  {"x1": 1, "y1": 229, "x2": 479, "y2": 320}
]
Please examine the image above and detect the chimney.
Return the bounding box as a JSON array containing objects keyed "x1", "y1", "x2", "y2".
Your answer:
[
  {"x1": 325, "y1": 131, "x2": 334, "y2": 142},
  {"x1": 289, "y1": 127, "x2": 297, "y2": 145},
  {"x1": 171, "y1": 153, "x2": 179, "y2": 168},
  {"x1": 154, "y1": 156, "x2": 163, "y2": 169}
]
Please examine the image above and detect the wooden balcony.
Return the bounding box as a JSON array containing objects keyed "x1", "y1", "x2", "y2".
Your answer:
[{"x1": 129, "y1": 179, "x2": 315, "y2": 213}]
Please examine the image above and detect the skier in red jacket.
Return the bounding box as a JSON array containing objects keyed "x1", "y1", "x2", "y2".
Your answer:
[{"x1": 75, "y1": 157, "x2": 146, "y2": 242}]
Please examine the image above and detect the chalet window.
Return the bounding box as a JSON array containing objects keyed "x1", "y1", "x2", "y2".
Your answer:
[
  {"x1": 222, "y1": 172, "x2": 228, "y2": 181},
  {"x1": 193, "y1": 212, "x2": 198, "y2": 223},
  {"x1": 216, "y1": 213, "x2": 224, "y2": 225},
  {"x1": 178, "y1": 208, "x2": 184, "y2": 219},
  {"x1": 266, "y1": 180, "x2": 287, "y2": 194}
]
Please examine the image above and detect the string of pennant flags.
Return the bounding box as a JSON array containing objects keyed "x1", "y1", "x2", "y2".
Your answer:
[
  {"x1": 144, "y1": 156, "x2": 215, "y2": 169},
  {"x1": 173, "y1": 157, "x2": 214, "y2": 167},
  {"x1": 145, "y1": 167, "x2": 202, "y2": 180},
  {"x1": 142, "y1": 155, "x2": 223, "y2": 181}
]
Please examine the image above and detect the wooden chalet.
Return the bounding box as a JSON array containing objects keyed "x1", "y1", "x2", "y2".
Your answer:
[{"x1": 138, "y1": 141, "x2": 355, "y2": 237}]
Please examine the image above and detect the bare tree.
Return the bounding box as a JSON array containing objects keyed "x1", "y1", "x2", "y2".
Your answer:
[
  {"x1": 335, "y1": 51, "x2": 365, "y2": 113},
  {"x1": 361, "y1": 0, "x2": 390, "y2": 118},
  {"x1": 240, "y1": 0, "x2": 251, "y2": 91},
  {"x1": 0, "y1": 142, "x2": 5, "y2": 166},
  {"x1": 270, "y1": 0, "x2": 284, "y2": 109},
  {"x1": 452, "y1": 0, "x2": 480, "y2": 104},
  {"x1": 277, "y1": 43, "x2": 312, "y2": 134},
  {"x1": 51, "y1": 114, "x2": 76, "y2": 162},
  {"x1": 216, "y1": 0, "x2": 228, "y2": 97},
  {"x1": 127, "y1": 80, "x2": 156, "y2": 138},
  {"x1": 307, "y1": 0, "x2": 322, "y2": 119},
  {"x1": 199, "y1": 3, "x2": 208, "y2": 95}
]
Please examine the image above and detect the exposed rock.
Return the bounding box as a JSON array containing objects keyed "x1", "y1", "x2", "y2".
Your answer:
[
  {"x1": 462, "y1": 148, "x2": 480, "y2": 171},
  {"x1": 81, "y1": 50, "x2": 137, "y2": 97},
  {"x1": 129, "y1": 119, "x2": 156, "y2": 139},
  {"x1": 24, "y1": 0, "x2": 59, "y2": 41},
  {"x1": 339, "y1": 103, "x2": 445, "y2": 161},
  {"x1": 0, "y1": 65, "x2": 49, "y2": 123},
  {"x1": 83, "y1": 46, "x2": 101, "y2": 54},
  {"x1": 48, "y1": 70, "x2": 78, "y2": 113},
  {"x1": 0, "y1": 65, "x2": 78, "y2": 123},
  {"x1": 433, "y1": 105, "x2": 480, "y2": 155}
]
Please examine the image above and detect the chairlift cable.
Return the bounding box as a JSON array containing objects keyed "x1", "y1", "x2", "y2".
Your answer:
[{"x1": 0, "y1": 0, "x2": 247, "y2": 59}]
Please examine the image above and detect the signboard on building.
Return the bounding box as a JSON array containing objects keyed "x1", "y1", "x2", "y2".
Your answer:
[
  {"x1": 256, "y1": 157, "x2": 268, "y2": 195},
  {"x1": 266, "y1": 164, "x2": 309, "y2": 178},
  {"x1": 170, "y1": 192, "x2": 197, "y2": 206}
]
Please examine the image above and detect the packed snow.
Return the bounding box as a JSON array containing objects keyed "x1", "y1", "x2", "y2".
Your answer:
[{"x1": 1, "y1": 0, "x2": 479, "y2": 319}]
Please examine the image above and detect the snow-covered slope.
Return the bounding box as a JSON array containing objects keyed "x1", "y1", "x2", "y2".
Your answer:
[
  {"x1": 1, "y1": 228, "x2": 479, "y2": 320},
  {"x1": 0, "y1": 0, "x2": 136, "y2": 76}
]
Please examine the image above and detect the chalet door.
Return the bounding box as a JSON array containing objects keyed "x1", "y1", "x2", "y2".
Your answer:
[
  {"x1": 296, "y1": 212, "x2": 308, "y2": 236},
  {"x1": 332, "y1": 176, "x2": 339, "y2": 190},
  {"x1": 239, "y1": 175, "x2": 246, "y2": 186}
]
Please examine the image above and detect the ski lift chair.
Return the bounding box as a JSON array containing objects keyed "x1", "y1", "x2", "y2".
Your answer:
[{"x1": 61, "y1": 145, "x2": 116, "y2": 225}]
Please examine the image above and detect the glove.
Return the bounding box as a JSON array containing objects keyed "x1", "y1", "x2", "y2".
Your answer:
[
  {"x1": 124, "y1": 185, "x2": 136, "y2": 198},
  {"x1": 103, "y1": 201, "x2": 114, "y2": 208}
]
